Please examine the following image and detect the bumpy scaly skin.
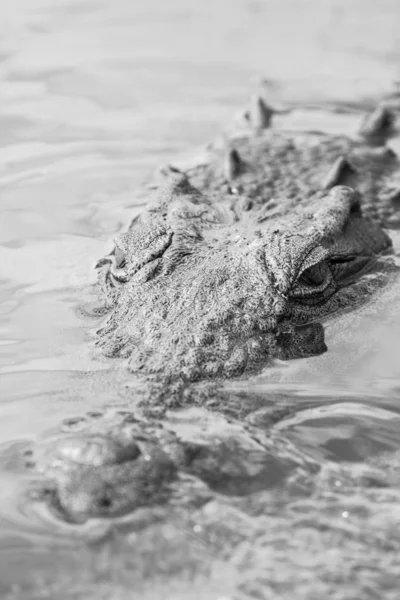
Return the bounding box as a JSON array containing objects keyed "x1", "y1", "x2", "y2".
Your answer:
[{"x1": 95, "y1": 101, "x2": 397, "y2": 382}]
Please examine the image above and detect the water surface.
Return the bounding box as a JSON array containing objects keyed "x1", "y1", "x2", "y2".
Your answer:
[{"x1": 2, "y1": 0, "x2": 400, "y2": 598}]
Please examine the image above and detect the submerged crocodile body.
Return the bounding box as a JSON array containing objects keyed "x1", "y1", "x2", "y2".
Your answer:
[
  {"x1": 8, "y1": 97, "x2": 400, "y2": 599},
  {"x1": 20, "y1": 406, "x2": 312, "y2": 523}
]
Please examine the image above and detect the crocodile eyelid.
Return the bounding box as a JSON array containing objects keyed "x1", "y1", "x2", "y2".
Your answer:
[{"x1": 296, "y1": 245, "x2": 330, "y2": 279}]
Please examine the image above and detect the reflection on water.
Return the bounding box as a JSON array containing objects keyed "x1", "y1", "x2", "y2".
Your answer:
[{"x1": 2, "y1": 0, "x2": 400, "y2": 597}]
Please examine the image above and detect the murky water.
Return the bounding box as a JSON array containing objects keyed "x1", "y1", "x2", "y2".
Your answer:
[{"x1": 2, "y1": 0, "x2": 400, "y2": 598}]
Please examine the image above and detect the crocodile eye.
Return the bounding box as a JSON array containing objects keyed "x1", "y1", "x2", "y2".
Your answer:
[
  {"x1": 298, "y1": 262, "x2": 328, "y2": 287},
  {"x1": 291, "y1": 260, "x2": 335, "y2": 304}
]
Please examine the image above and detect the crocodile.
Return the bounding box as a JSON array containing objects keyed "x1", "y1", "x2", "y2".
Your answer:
[
  {"x1": 94, "y1": 99, "x2": 397, "y2": 388},
  {"x1": 7, "y1": 97, "x2": 400, "y2": 599},
  {"x1": 17, "y1": 97, "x2": 400, "y2": 522}
]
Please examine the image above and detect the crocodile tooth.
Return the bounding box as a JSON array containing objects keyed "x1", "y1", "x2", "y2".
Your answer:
[
  {"x1": 359, "y1": 106, "x2": 395, "y2": 141},
  {"x1": 250, "y1": 95, "x2": 273, "y2": 129},
  {"x1": 224, "y1": 148, "x2": 242, "y2": 179},
  {"x1": 321, "y1": 156, "x2": 355, "y2": 190}
]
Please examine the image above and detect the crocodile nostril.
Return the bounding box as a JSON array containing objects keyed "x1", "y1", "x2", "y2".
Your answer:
[
  {"x1": 86, "y1": 411, "x2": 103, "y2": 419},
  {"x1": 122, "y1": 442, "x2": 141, "y2": 462},
  {"x1": 98, "y1": 495, "x2": 112, "y2": 509}
]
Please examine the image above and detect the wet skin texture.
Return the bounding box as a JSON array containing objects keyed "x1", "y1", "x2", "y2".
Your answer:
[
  {"x1": 19, "y1": 99, "x2": 400, "y2": 523},
  {"x1": 96, "y1": 101, "x2": 396, "y2": 383}
]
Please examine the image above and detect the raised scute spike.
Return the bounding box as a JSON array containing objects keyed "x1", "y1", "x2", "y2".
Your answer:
[
  {"x1": 155, "y1": 170, "x2": 195, "y2": 208},
  {"x1": 309, "y1": 186, "x2": 361, "y2": 241},
  {"x1": 359, "y1": 106, "x2": 395, "y2": 143},
  {"x1": 160, "y1": 164, "x2": 182, "y2": 177},
  {"x1": 249, "y1": 95, "x2": 273, "y2": 129},
  {"x1": 224, "y1": 148, "x2": 242, "y2": 180},
  {"x1": 328, "y1": 185, "x2": 361, "y2": 213},
  {"x1": 163, "y1": 171, "x2": 190, "y2": 192},
  {"x1": 321, "y1": 156, "x2": 355, "y2": 190}
]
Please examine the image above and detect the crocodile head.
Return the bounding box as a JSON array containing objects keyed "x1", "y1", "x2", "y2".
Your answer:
[{"x1": 95, "y1": 161, "x2": 392, "y2": 381}]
